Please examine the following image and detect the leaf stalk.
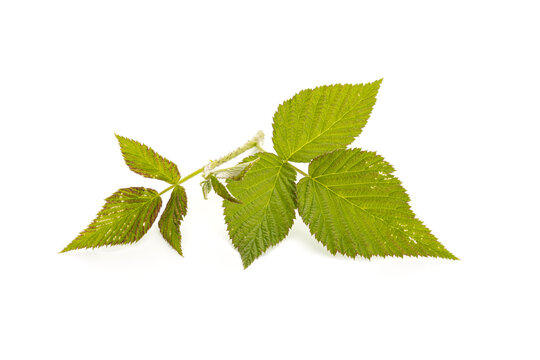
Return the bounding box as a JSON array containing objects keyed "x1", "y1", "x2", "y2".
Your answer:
[{"x1": 289, "y1": 163, "x2": 309, "y2": 177}]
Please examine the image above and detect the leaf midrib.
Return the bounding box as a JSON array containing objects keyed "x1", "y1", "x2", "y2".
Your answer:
[
  {"x1": 87, "y1": 192, "x2": 160, "y2": 237},
  {"x1": 308, "y1": 176, "x2": 417, "y2": 243},
  {"x1": 236, "y1": 161, "x2": 289, "y2": 256},
  {"x1": 285, "y1": 90, "x2": 367, "y2": 161}
]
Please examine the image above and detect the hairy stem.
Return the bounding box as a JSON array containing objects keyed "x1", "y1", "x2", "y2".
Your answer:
[
  {"x1": 159, "y1": 131, "x2": 264, "y2": 195},
  {"x1": 203, "y1": 130, "x2": 264, "y2": 175}
]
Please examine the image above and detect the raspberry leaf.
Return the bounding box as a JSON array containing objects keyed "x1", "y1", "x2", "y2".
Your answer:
[
  {"x1": 62, "y1": 187, "x2": 162, "y2": 252},
  {"x1": 297, "y1": 149, "x2": 457, "y2": 260},
  {"x1": 223, "y1": 153, "x2": 297, "y2": 268},
  {"x1": 158, "y1": 186, "x2": 188, "y2": 256},
  {"x1": 116, "y1": 134, "x2": 181, "y2": 184},
  {"x1": 272, "y1": 80, "x2": 382, "y2": 163}
]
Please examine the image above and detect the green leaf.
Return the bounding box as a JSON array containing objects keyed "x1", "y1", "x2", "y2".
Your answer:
[
  {"x1": 61, "y1": 187, "x2": 162, "y2": 252},
  {"x1": 116, "y1": 134, "x2": 181, "y2": 184},
  {"x1": 272, "y1": 80, "x2": 382, "y2": 163},
  {"x1": 297, "y1": 149, "x2": 457, "y2": 260},
  {"x1": 209, "y1": 175, "x2": 241, "y2": 204},
  {"x1": 223, "y1": 152, "x2": 297, "y2": 268},
  {"x1": 158, "y1": 186, "x2": 188, "y2": 256}
]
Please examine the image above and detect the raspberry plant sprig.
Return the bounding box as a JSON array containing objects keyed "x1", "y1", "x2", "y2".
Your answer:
[{"x1": 62, "y1": 80, "x2": 457, "y2": 267}]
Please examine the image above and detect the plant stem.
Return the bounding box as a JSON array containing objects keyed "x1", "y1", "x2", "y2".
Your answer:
[
  {"x1": 203, "y1": 130, "x2": 264, "y2": 176},
  {"x1": 289, "y1": 163, "x2": 309, "y2": 177},
  {"x1": 158, "y1": 131, "x2": 264, "y2": 196},
  {"x1": 158, "y1": 184, "x2": 176, "y2": 196},
  {"x1": 178, "y1": 167, "x2": 204, "y2": 184}
]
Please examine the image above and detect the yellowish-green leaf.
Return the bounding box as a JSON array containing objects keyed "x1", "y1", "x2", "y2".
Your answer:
[
  {"x1": 116, "y1": 134, "x2": 181, "y2": 184},
  {"x1": 297, "y1": 149, "x2": 457, "y2": 260},
  {"x1": 272, "y1": 80, "x2": 382, "y2": 162},
  {"x1": 223, "y1": 153, "x2": 297, "y2": 268},
  {"x1": 158, "y1": 186, "x2": 187, "y2": 256},
  {"x1": 61, "y1": 187, "x2": 162, "y2": 252}
]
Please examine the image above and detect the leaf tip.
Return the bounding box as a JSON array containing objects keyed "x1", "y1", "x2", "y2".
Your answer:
[
  {"x1": 59, "y1": 243, "x2": 75, "y2": 254},
  {"x1": 173, "y1": 247, "x2": 184, "y2": 257},
  {"x1": 239, "y1": 251, "x2": 256, "y2": 269}
]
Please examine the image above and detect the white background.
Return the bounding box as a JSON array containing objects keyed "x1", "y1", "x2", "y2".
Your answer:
[{"x1": 1, "y1": 1, "x2": 539, "y2": 359}]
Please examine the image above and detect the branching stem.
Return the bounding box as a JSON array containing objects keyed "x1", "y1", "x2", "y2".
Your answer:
[
  {"x1": 178, "y1": 168, "x2": 204, "y2": 184},
  {"x1": 159, "y1": 131, "x2": 264, "y2": 195},
  {"x1": 158, "y1": 130, "x2": 309, "y2": 197},
  {"x1": 158, "y1": 184, "x2": 176, "y2": 196}
]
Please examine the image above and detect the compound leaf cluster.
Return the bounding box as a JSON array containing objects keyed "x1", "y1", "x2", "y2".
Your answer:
[
  {"x1": 63, "y1": 80, "x2": 457, "y2": 268},
  {"x1": 224, "y1": 79, "x2": 457, "y2": 266},
  {"x1": 63, "y1": 138, "x2": 187, "y2": 254}
]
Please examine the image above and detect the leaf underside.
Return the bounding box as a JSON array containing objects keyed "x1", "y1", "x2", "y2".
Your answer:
[
  {"x1": 210, "y1": 175, "x2": 241, "y2": 204},
  {"x1": 272, "y1": 80, "x2": 382, "y2": 163},
  {"x1": 116, "y1": 134, "x2": 181, "y2": 184},
  {"x1": 297, "y1": 149, "x2": 457, "y2": 260},
  {"x1": 223, "y1": 152, "x2": 297, "y2": 268},
  {"x1": 201, "y1": 178, "x2": 212, "y2": 200},
  {"x1": 158, "y1": 186, "x2": 188, "y2": 256},
  {"x1": 61, "y1": 187, "x2": 162, "y2": 252},
  {"x1": 214, "y1": 159, "x2": 259, "y2": 181}
]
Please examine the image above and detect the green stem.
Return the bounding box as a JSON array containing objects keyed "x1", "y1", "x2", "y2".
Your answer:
[
  {"x1": 158, "y1": 184, "x2": 176, "y2": 196},
  {"x1": 289, "y1": 163, "x2": 309, "y2": 177},
  {"x1": 158, "y1": 131, "x2": 264, "y2": 196},
  {"x1": 178, "y1": 167, "x2": 204, "y2": 184}
]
